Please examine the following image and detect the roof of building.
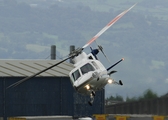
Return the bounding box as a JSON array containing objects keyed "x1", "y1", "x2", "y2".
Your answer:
[{"x1": 0, "y1": 59, "x2": 74, "y2": 77}]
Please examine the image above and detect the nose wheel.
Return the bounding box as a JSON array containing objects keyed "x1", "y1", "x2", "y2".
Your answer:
[{"x1": 88, "y1": 91, "x2": 95, "y2": 106}]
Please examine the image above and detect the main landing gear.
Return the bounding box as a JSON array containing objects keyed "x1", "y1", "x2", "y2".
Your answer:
[{"x1": 88, "y1": 91, "x2": 95, "y2": 106}]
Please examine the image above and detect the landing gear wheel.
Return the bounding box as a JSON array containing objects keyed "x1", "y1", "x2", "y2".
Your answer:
[
  {"x1": 88, "y1": 101, "x2": 93, "y2": 106},
  {"x1": 88, "y1": 91, "x2": 95, "y2": 106},
  {"x1": 91, "y1": 91, "x2": 95, "y2": 96}
]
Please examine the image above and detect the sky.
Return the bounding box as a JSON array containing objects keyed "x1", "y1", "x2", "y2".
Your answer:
[{"x1": 1, "y1": 0, "x2": 168, "y2": 99}]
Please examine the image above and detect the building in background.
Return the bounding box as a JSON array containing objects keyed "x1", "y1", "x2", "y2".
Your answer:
[{"x1": 0, "y1": 59, "x2": 104, "y2": 119}]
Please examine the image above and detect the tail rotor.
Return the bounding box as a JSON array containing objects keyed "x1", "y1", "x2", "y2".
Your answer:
[{"x1": 97, "y1": 45, "x2": 111, "y2": 63}]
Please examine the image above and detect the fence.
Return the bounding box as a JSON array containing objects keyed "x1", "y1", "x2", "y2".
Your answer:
[
  {"x1": 105, "y1": 97, "x2": 168, "y2": 115},
  {"x1": 93, "y1": 114, "x2": 168, "y2": 120}
]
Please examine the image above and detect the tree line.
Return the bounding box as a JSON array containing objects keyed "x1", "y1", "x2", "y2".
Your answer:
[{"x1": 105, "y1": 89, "x2": 160, "y2": 105}]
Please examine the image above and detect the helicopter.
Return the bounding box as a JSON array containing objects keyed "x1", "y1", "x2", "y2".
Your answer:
[{"x1": 8, "y1": 4, "x2": 136, "y2": 106}]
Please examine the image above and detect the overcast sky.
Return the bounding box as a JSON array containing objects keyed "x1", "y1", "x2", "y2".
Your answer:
[{"x1": 1, "y1": 0, "x2": 168, "y2": 99}]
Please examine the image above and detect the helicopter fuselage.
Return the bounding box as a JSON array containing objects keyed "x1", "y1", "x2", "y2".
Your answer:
[{"x1": 69, "y1": 52, "x2": 112, "y2": 95}]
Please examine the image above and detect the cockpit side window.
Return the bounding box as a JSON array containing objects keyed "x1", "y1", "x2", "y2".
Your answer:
[
  {"x1": 81, "y1": 63, "x2": 95, "y2": 75},
  {"x1": 72, "y1": 69, "x2": 81, "y2": 81},
  {"x1": 92, "y1": 61, "x2": 100, "y2": 69}
]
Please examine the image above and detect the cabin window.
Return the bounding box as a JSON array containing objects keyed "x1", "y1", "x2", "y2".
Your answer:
[
  {"x1": 72, "y1": 69, "x2": 81, "y2": 81},
  {"x1": 81, "y1": 63, "x2": 95, "y2": 75}
]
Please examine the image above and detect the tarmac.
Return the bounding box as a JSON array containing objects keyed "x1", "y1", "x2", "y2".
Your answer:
[{"x1": 6, "y1": 115, "x2": 168, "y2": 120}]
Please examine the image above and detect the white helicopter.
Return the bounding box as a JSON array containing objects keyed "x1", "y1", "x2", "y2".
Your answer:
[{"x1": 8, "y1": 4, "x2": 136, "y2": 106}]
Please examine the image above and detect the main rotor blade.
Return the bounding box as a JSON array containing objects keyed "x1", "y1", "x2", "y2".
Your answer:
[
  {"x1": 82, "y1": 3, "x2": 137, "y2": 49},
  {"x1": 7, "y1": 56, "x2": 73, "y2": 89}
]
